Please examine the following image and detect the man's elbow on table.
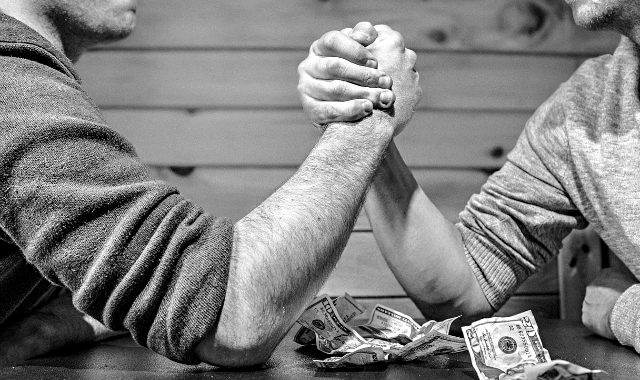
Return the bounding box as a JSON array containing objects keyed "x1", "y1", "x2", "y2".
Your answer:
[
  {"x1": 193, "y1": 315, "x2": 285, "y2": 368},
  {"x1": 194, "y1": 339, "x2": 275, "y2": 368}
]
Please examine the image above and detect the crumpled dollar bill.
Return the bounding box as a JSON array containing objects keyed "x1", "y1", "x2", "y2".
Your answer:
[
  {"x1": 462, "y1": 311, "x2": 609, "y2": 380},
  {"x1": 294, "y1": 294, "x2": 467, "y2": 368}
]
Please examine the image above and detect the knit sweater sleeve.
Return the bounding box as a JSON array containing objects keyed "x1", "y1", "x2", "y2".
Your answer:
[
  {"x1": 610, "y1": 285, "x2": 640, "y2": 353},
  {"x1": 0, "y1": 55, "x2": 233, "y2": 363},
  {"x1": 455, "y1": 84, "x2": 588, "y2": 310}
]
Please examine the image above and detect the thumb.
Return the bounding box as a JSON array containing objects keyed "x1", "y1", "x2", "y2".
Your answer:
[{"x1": 349, "y1": 21, "x2": 377, "y2": 47}]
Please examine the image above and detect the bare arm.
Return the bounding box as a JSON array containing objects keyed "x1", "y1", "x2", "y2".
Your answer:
[
  {"x1": 298, "y1": 23, "x2": 588, "y2": 328},
  {"x1": 197, "y1": 116, "x2": 393, "y2": 367},
  {"x1": 297, "y1": 23, "x2": 491, "y2": 325},
  {"x1": 364, "y1": 142, "x2": 492, "y2": 324},
  {"x1": 195, "y1": 28, "x2": 421, "y2": 367}
]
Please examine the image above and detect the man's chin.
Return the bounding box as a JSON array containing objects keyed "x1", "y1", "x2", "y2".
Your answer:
[
  {"x1": 103, "y1": 14, "x2": 137, "y2": 42},
  {"x1": 93, "y1": 24, "x2": 136, "y2": 45},
  {"x1": 570, "y1": 4, "x2": 617, "y2": 31}
]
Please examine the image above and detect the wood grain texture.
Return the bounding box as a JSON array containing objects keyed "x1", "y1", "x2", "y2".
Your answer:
[
  {"x1": 319, "y1": 232, "x2": 558, "y2": 297},
  {"x1": 107, "y1": 0, "x2": 619, "y2": 54},
  {"x1": 104, "y1": 110, "x2": 528, "y2": 168},
  {"x1": 78, "y1": 51, "x2": 578, "y2": 110},
  {"x1": 148, "y1": 167, "x2": 487, "y2": 229}
]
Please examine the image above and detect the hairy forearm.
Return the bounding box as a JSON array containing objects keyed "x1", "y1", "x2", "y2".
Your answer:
[
  {"x1": 196, "y1": 112, "x2": 395, "y2": 366},
  {"x1": 364, "y1": 142, "x2": 491, "y2": 323}
]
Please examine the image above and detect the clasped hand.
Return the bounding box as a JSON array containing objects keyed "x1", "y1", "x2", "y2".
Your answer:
[
  {"x1": 582, "y1": 267, "x2": 637, "y2": 340},
  {"x1": 298, "y1": 22, "x2": 422, "y2": 135}
]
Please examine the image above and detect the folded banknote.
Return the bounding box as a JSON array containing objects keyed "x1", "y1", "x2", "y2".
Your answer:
[
  {"x1": 295, "y1": 294, "x2": 466, "y2": 368},
  {"x1": 462, "y1": 311, "x2": 608, "y2": 380}
]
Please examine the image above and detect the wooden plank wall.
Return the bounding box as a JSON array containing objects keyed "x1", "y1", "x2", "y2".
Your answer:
[{"x1": 76, "y1": 0, "x2": 618, "y2": 320}]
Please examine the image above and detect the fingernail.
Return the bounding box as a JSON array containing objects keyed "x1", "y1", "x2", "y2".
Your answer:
[
  {"x1": 362, "y1": 100, "x2": 373, "y2": 113},
  {"x1": 378, "y1": 75, "x2": 391, "y2": 89},
  {"x1": 365, "y1": 59, "x2": 377, "y2": 68},
  {"x1": 380, "y1": 90, "x2": 394, "y2": 107}
]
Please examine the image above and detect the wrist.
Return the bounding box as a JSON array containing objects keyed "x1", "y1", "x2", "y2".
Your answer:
[{"x1": 325, "y1": 110, "x2": 395, "y2": 138}]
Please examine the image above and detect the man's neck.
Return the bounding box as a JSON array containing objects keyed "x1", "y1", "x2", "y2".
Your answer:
[
  {"x1": 609, "y1": 10, "x2": 640, "y2": 49},
  {"x1": 624, "y1": 26, "x2": 640, "y2": 48},
  {"x1": 0, "y1": 3, "x2": 82, "y2": 62}
]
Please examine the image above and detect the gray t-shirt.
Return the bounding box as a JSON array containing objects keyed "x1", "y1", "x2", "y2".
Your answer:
[{"x1": 457, "y1": 36, "x2": 640, "y2": 353}]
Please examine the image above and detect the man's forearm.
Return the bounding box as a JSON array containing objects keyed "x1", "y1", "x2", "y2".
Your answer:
[
  {"x1": 364, "y1": 142, "x2": 492, "y2": 323},
  {"x1": 196, "y1": 112, "x2": 395, "y2": 366}
]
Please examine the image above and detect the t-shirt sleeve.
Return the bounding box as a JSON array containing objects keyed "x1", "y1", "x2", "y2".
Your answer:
[
  {"x1": 0, "y1": 56, "x2": 233, "y2": 363},
  {"x1": 456, "y1": 84, "x2": 588, "y2": 310},
  {"x1": 611, "y1": 284, "x2": 640, "y2": 353}
]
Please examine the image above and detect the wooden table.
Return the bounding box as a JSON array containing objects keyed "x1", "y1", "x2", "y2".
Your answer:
[{"x1": 1, "y1": 319, "x2": 639, "y2": 380}]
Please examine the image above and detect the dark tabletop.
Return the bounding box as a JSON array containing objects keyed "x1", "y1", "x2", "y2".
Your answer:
[{"x1": 1, "y1": 319, "x2": 639, "y2": 380}]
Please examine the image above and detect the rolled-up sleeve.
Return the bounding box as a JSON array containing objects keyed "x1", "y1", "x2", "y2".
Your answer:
[
  {"x1": 0, "y1": 57, "x2": 234, "y2": 363},
  {"x1": 456, "y1": 85, "x2": 588, "y2": 310}
]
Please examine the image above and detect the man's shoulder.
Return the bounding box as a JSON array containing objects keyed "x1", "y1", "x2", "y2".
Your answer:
[
  {"x1": 560, "y1": 37, "x2": 637, "y2": 107},
  {"x1": 0, "y1": 53, "x2": 96, "y2": 117},
  {"x1": 0, "y1": 12, "x2": 79, "y2": 82},
  {"x1": 0, "y1": 14, "x2": 97, "y2": 121},
  {"x1": 565, "y1": 53, "x2": 615, "y2": 96}
]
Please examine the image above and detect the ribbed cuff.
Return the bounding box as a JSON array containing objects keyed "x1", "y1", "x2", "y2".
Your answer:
[
  {"x1": 610, "y1": 284, "x2": 640, "y2": 351},
  {"x1": 456, "y1": 223, "x2": 522, "y2": 312}
]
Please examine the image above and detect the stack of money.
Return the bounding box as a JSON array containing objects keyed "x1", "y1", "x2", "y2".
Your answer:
[
  {"x1": 462, "y1": 311, "x2": 608, "y2": 380},
  {"x1": 294, "y1": 294, "x2": 467, "y2": 368}
]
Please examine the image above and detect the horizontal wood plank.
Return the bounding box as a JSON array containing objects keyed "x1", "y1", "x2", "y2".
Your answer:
[
  {"x1": 149, "y1": 167, "x2": 487, "y2": 228},
  {"x1": 109, "y1": 0, "x2": 618, "y2": 55},
  {"x1": 320, "y1": 232, "x2": 558, "y2": 297},
  {"x1": 78, "y1": 51, "x2": 578, "y2": 110},
  {"x1": 106, "y1": 110, "x2": 528, "y2": 168}
]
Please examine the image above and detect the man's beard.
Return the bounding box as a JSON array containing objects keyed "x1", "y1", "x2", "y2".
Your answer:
[{"x1": 571, "y1": 3, "x2": 618, "y2": 31}]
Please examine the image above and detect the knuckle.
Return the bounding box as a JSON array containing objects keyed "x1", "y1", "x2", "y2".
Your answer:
[
  {"x1": 315, "y1": 105, "x2": 338, "y2": 122},
  {"x1": 310, "y1": 105, "x2": 326, "y2": 123},
  {"x1": 581, "y1": 313, "x2": 592, "y2": 328},
  {"x1": 362, "y1": 71, "x2": 376, "y2": 86},
  {"x1": 297, "y1": 60, "x2": 309, "y2": 75},
  {"x1": 332, "y1": 83, "x2": 348, "y2": 98},
  {"x1": 300, "y1": 96, "x2": 315, "y2": 112},
  {"x1": 388, "y1": 31, "x2": 404, "y2": 46},
  {"x1": 323, "y1": 107, "x2": 340, "y2": 121},
  {"x1": 296, "y1": 82, "x2": 307, "y2": 96},
  {"x1": 326, "y1": 59, "x2": 345, "y2": 77},
  {"x1": 310, "y1": 39, "x2": 321, "y2": 55},
  {"x1": 321, "y1": 30, "x2": 341, "y2": 49}
]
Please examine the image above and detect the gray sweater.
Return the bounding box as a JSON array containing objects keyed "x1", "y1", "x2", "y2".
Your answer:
[
  {"x1": 0, "y1": 13, "x2": 234, "y2": 363},
  {"x1": 458, "y1": 36, "x2": 640, "y2": 353}
]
